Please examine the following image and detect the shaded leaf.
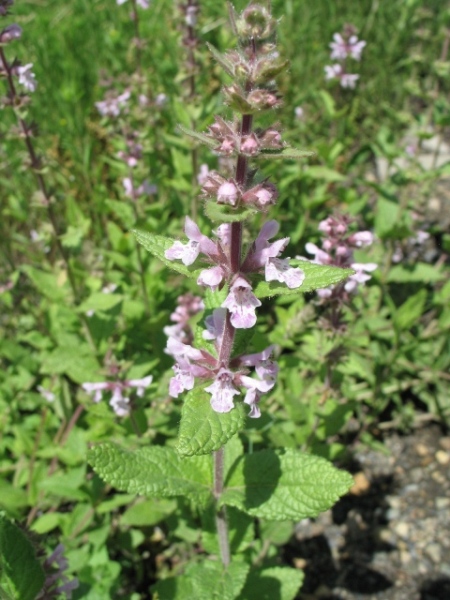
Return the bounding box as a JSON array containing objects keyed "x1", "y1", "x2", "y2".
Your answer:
[{"x1": 221, "y1": 449, "x2": 353, "y2": 520}]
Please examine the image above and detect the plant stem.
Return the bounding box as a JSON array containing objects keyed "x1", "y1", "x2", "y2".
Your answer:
[
  {"x1": 213, "y1": 446, "x2": 230, "y2": 566},
  {"x1": 0, "y1": 46, "x2": 98, "y2": 351}
]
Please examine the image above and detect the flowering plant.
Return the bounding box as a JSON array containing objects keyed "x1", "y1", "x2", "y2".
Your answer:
[{"x1": 88, "y1": 3, "x2": 354, "y2": 595}]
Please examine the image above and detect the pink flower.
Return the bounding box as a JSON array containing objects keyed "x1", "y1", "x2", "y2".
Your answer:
[
  {"x1": 165, "y1": 217, "x2": 218, "y2": 266},
  {"x1": 241, "y1": 376, "x2": 274, "y2": 418},
  {"x1": 345, "y1": 262, "x2": 377, "y2": 293},
  {"x1": 222, "y1": 277, "x2": 261, "y2": 329},
  {"x1": 265, "y1": 257, "x2": 305, "y2": 289},
  {"x1": 169, "y1": 359, "x2": 196, "y2": 398},
  {"x1": 82, "y1": 382, "x2": 110, "y2": 403},
  {"x1": 205, "y1": 369, "x2": 240, "y2": 413},
  {"x1": 242, "y1": 220, "x2": 289, "y2": 271},
  {"x1": 127, "y1": 375, "x2": 153, "y2": 397},
  {"x1": 17, "y1": 63, "x2": 37, "y2": 92},
  {"x1": 203, "y1": 308, "x2": 227, "y2": 344},
  {"x1": 197, "y1": 265, "x2": 225, "y2": 290},
  {"x1": 197, "y1": 163, "x2": 210, "y2": 186},
  {"x1": 217, "y1": 181, "x2": 239, "y2": 205},
  {"x1": 305, "y1": 242, "x2": 332, "y2": 265},
  {"x1": 330, "y1": 32, "x2": 366, "y2": 61}
]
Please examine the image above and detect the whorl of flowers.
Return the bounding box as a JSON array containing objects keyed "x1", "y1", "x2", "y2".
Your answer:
[
  {"x1": 325, "y1": 24, "x2": 366, "y2": 89},
  {"x1": 304, "y1": 214, "x2": 377, "y2": 303},
  {"x1": 163, "y1": 4, "x2": 305, "y2": 418}
]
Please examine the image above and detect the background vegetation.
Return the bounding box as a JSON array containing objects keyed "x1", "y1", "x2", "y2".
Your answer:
[{"x1": 0, "y1": 0, "x2": 449, "y2": 597}]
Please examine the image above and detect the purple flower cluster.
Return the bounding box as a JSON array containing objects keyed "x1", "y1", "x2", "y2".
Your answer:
[
  {"x1": 325, "y1": 26, "x2": 365, "y2": 89},
  {"x1": 82, "y1": 375, "x2": 152, "y2": 416},
  {"x1": 163, "y1": 217, "x2": 303, "y2": 416},
  {"x1": 166, "y1": 323, "x2": 278, "y2": 418},
  {"x1": 157, "y1": 4, "x2": 307, "y2": 418},
  {"x1": 37, "y1": 544, "x2": 78, "y2": 600},
  {"x1": 305, "y1": 214, "x2": 376, "y2": 301}
]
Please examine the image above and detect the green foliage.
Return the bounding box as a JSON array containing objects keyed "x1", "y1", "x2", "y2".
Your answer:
[
  {"x1": 0, "y1": 514, "x2": 45, "y2": 600},
  {"x1": 177, "y1": 388, "x2": 246, "y2": 456},
  {"x1": 0, "y1": 0, "x2": 449, "y2": 596}
]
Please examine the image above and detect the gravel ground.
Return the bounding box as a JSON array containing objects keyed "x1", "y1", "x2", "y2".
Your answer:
[{"x1": 286, "y1": 424, "x2": 450, "y2": 600}]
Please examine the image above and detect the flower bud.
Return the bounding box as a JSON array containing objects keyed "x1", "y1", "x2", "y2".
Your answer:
[
  {"x1": 247, "y1": 89, "x2": 281, "y2": 111},
  {"x1": 240, "y1": 133, "x2": 260, "y2": 156},
  {"x1": 201, "y1": 171, "x2": 226, "y2": 196},
  {"x1": 253, "y1": 56, "x2": 289, "y2": 84},
  {"x1": 0, "y1": 1, "x2": 14, "y2": 18},
  {"x1": 217, "y1": 181, "x2": 239, "y2": 206},
  {"x1": 0, "y1": 23, "x2": 22, "y2": 43},
  {"x1": 217, "y1": 136, "x2": 237, "y2": 155},
  {"x1": 242, "y1": 182, "x2": 278, "y2": 209},
  {"x1": 223, "y1": 84, "x2": 253, "y2": 114},
  {"x1": 236, "y1": 5, "x2": 276, "y2": 41},
  {"x1": 259, "y1": 127, "x2": 283, "y2": 149}
]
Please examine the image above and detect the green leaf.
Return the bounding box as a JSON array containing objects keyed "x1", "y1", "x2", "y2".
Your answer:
[
  {"x1": 132, "y1": 230, "x2": 201, "y2": 279},
  {"x1": 177, "y1": 124, "x2": 216, "y2": 149},
  {"x1": 237, "y1": 567, "x2": 304, "y2": 600},
  {"x1": 205, "y1": 201, "x2": 259, "y2": 223},
  {"x1": 177, "y1": 388, "x2": 246, "y2": 457},
  {"x1": 393, "y1": 289, "x2": 427, "y2": 331},
  {"x1": 374, "y1": 197, "x2": 401, "y2": 238},
  {"x1": 303, "y1": 166, "x2": 346, "y2": 181},
  {"x1": 120, "y1": 498, "x2": 176, "y2": 527},
  {"x1": 387, "y1": 263, "x2": 445, "y2": 283},
  {"x1": 221, "y1": 449, "x2": 353, "y2": 520},
  {"x1": 152, "y1": 560, "x2": 249, "y2": 600},
  {"x1": 78, "y1": 292, "x2": 123, "y2": 313},
  {"x1": 87, "y1": 443, "x2": 212, "y2": 507},
  {"x1": 254, "y1": 261, "x2": 352, "y2": 299},
  {"x1": 260, "y1": 147, "x2": 315, "y2": 159},
  {"x1": 21, "y1": 265, "x2": 67, "y2": 301},
  {"x1": 0, "y1": 513, "x2": 45, "y2": 600}
]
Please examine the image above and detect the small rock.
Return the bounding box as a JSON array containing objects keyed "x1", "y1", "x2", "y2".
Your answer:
[
  {"x1": 439, "y1": 437, "x2": 450, "y2": 451},
  {"x1": 435, "y1": 450, "x2": 450, "y2": 465},
  {"x1": 432, "y1": 470, "x2": 446, "y2": 484},
  {"x1": 415, "y1": 443, "x2": 429, "y2": 456},
  {"x1": 436, "y1": 497, "x2": 450, "y2": 510},
  {"x1": 425, "y1": 543, "x2": 441, "y2": 563},
  {"x1": 400, "y1": 549, "x2": 412, "y2": 565},
  {"x1": 395, "y1": 522, "x2": 410, "y2": 539},
  {"x1": 350, "y1": 472, "x2": 370, "y2": 495},
  {"x1": 293, "y1": 557, "x2": 307, "y2": 570}
]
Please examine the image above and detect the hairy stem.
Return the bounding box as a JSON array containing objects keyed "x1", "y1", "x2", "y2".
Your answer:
[{"x1": 213, "y1": 447, "x2": 230, "y2": 566}]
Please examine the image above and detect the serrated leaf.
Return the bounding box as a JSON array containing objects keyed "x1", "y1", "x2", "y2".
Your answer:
[
  {"x1": 205, "y1": 201, "x2": 259, "y2": 223},
  {"x1": 260, "y1": 147, "x2": 315, "y2": 159},
  {"x1": 177, "y1": 124, "x2": 216, "y2": 148},
  {"x1": 0, "y1": 514, "x2": 45, "y2": 600},
  {"x1": 237, "y1": 566, "x2": 304, "y2": 600},
  {"x1": 132, "y1": 230, "x2": 202, "y2": 279},
  {"x1": 177, "y1": 389, "x2": 246, "y2": 457},
  {"x1": 152, "y1": 559, "x2": 249, "y2": 600},
  {"x1": 253, "y1": 261, "x2": 352, "y2": 298},
  {"x1": 87, "y1": 443, "x2": 212, "y2": 507},
  {"x1": 221, "y1": 449, "x2": 353, "y2": 520}
]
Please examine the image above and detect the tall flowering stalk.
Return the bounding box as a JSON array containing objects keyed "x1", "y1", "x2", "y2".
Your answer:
[{"x1": 87, "y1": 4, "x2": 353, "y2": 589}]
